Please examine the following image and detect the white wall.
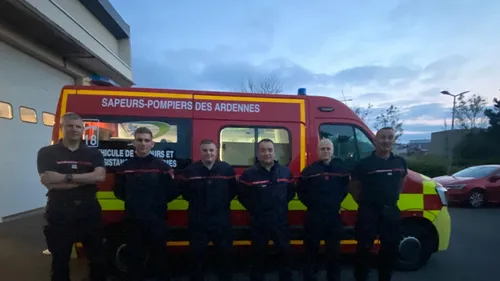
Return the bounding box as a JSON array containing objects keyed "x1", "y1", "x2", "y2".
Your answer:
[
  {"x1": 20, "y1": 0, "x2": 133, "y2": 82},
  {"x1": 0, "y1": 41, "x2": 75, "y2": 218}
]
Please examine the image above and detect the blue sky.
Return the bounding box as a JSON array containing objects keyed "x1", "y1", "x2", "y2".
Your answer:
[{"x1": 110, "y1": 0, "x2": 500, "y2": 142}]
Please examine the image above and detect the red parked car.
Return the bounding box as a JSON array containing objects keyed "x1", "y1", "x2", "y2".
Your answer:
[{"x1": 433, "y1": 165, "x2": 500, "y2": 208}]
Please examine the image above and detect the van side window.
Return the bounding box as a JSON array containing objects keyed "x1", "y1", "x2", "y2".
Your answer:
[
  {"x1": 319, "y1": 124, "x2": 375, "y2": 161},
  {"x1": 80, "y1": 117, "x2": 192, "y2": 172},
  {"x1": 0, "y1": 102, "x2": 13, "y2": 119},
  {"x1": 220, "y1": 127, "x2": 292, "y2": 166}
]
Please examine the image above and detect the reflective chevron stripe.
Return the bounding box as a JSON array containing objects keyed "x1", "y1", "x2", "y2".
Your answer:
[{"x1": 97, "y1": 173, "x2": 442, "y2": 222}]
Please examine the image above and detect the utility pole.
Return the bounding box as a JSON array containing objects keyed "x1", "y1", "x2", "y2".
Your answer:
[
  {"x1": 440, "y1": 90, "x2": 470, "y2": 174},
  {"x1": 341, "y1": 90, "x2": 353, "y2": 104}
]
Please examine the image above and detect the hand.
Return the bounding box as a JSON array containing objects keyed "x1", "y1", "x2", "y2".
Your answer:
[{"x1": 40, "y1": 171, "x2": 66, "y2": 185}]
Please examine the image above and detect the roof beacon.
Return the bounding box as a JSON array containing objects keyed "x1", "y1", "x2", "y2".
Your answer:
[
  {"x1": 298, "y1": 88, "x2": 307, "y2": 96},
  {"x1": 83, "y1": 75, "x2": 118, "y2": 87}
]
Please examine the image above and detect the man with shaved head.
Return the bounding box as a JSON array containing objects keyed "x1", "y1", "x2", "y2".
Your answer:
[
  {"x1": 297, "y1": 138, "x2": 350, "y2": 281},
  {"x1": 350, "y1": 127, "x2": 408, "y2": 281}
]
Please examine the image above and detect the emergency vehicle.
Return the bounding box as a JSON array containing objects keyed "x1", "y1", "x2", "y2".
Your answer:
[{"x1": 51, "y1": 85, "x2": 450, "y2": 274}]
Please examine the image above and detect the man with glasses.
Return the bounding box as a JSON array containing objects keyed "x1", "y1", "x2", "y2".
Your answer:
[{"x1": 114, "y1": 127, "x2": 180, "y2": 281}]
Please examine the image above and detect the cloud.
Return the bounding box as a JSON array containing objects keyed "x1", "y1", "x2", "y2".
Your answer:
[
  {"x1": 109, "y1": 0, "x2": 500, "y2": 143},
  {"x1": 357, "y1": 92, "x2": 390, "y2": 101}
]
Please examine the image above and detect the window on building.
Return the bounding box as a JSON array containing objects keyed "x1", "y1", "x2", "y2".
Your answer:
[
  {"x1": 219, "y1": 127, "x2": 292, "y2": 166},
  {"x1": 19, "y1": 106, "x2": 37, "y2": 123},
  {"x1": 0, "y1": 102, "x2": 13, "y2": 119},
  {"x1": 42, "y1": 112, "x2": 55, "y2": 127},
  {"x1": 319, "y1": 124, "x2": 375, "y2": 161},
  {"x1": 80, "y1": 116, "x2": 192, "y2": 172}
]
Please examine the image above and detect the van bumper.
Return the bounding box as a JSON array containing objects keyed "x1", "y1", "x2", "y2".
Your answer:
[{"x1": 432, "y1": 206, "x2": 451, "y2": 251}]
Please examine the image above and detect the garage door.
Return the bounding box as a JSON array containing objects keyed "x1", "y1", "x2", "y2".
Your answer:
[{"x1": 0, "y1": 41, "x2": 75, "y2": 220}]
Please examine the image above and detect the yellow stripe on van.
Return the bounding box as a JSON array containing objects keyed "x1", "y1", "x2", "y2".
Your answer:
[{"x1": 97, "y1": 192, "x2": 426, "y2": 212}]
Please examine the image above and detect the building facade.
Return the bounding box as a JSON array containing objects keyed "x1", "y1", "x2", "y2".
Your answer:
[{"x1": 0, "y1": 0, "x2": 133, "y2": 221}]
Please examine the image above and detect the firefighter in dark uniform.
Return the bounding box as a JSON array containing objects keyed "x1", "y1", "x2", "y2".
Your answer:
[
  {"x1": 350, "y1": 127, "x2": 408, "y2": 281},
  {"x1": 180, "y1": 139, "x2": 238, "y2": 281},
  {"x1": 114, "y1": 127, "x2": 180, "y2": 281},
  {"x1": 238, "y1": 138, "x2": 296, "y2": 281},
  {"x1": 36, "y1": 112, "x2": 107, "y2": 281},
  {"x1": 297, "y1": 138, "x2": 349, "y2": 281}
]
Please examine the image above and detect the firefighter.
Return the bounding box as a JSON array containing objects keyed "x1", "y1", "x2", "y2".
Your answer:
[
  {"x1": 350, "y1": 127, "x2": 408, "y2": 281},
  {"x1": 180, "y1": 139, "x2": 238, "y2": 281},
  {"x1": 238, "y1": 138, "x2": 296, "y2": 281},
  {"x1": 114, "y1": 126, "x2": 180, "y2": 281},
  {"x1": 297, "y1": 138, "x2": 349, "y2": 281},
  {"x1": 36, "y1": 112, "x2": 107, "y2": 281}
]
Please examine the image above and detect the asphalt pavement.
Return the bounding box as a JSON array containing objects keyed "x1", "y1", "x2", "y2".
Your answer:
[{"x1": 0, "y1": 207, "x2": 498, "y2": 281}]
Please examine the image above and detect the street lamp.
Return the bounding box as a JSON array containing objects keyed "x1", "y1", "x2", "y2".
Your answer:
[
  {"x1": 441, "y1": 90, "x2": 470, "y2": 130},
  {"x1": 440, "y1": 90, "x2": 469, "y2": 175}
]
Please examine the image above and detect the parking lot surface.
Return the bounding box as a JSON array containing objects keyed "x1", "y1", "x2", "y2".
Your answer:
[{"x1": 0, "y1": 207, "x2": 498, "y2": 281}]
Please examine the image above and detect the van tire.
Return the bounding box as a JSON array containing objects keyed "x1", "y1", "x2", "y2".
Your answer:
[
  {"x1": 104, "y1": 237, "x2": 128, "y2": 279},
  {"x1": 395, "y1": 221, "x2": 436, "y2": 271}
]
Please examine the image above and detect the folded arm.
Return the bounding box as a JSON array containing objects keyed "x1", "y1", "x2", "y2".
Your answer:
[{"x1": 72, "y1": 167, "x2": 106, "y2": 184}]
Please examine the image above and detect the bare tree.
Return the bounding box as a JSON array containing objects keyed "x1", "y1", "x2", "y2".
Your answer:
[
  {"x1": 455, "y1": 93, "x2": 488, "y2": 129},
  {"x1": 373, "y1": 105, "x2": 404, "y2": 141},
  {"x1": 241, "y1": 75, "x2": 283, "y2": 94},
  {"x1": 351, "y1": 103, "x2": 373, "y2": 123}
]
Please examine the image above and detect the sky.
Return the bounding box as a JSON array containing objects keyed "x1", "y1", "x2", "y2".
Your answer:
[{"x1": 109, "y1": 0, "x2": 500, "y2": 143}]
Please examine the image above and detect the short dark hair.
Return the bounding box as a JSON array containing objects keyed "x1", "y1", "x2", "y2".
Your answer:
[
  {"x1": 258, "y1": 138, "x2": 275, "y2": 146},
  {"x1": 134, "y1": 127, "x2": 153, "y2": 138},
  {"x1": 200, "y1": 139, "x2": 216, "y2": 146}
]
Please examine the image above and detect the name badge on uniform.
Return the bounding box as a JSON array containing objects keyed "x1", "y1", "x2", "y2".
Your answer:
[
  {"x1": 71, "y1": 164, "x2": 78, "y2": 170},
  {"x1": 387, "y1": 172, "x2": 392, "y2": 176}
]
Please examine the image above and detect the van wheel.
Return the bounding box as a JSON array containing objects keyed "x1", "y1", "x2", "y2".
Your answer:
[
  {"x1": 395, "y1": 222, "x2": 435, "y2": 271},
  {"x1": 468, "y1": 189, "x2": 485, "y2": 208},
  {"x1": 104, "y1": 238, "x2": 128, "y2": 279}
]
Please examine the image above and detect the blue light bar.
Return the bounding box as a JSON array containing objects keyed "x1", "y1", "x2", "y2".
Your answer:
[
  {"x1": 298, "y1": 88, "x2": 307, "y2": 95},
  {"x1": 88, "y1": 75, "x2": 118, "y2": 87}
]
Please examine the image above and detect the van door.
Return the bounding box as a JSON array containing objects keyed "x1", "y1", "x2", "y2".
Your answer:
[{"x1": 192, "y1": 119, "x2": 303, "y2": 229}]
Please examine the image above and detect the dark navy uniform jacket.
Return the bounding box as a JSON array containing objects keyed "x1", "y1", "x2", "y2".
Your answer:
[
  {"x1": 238, "y1": 161, "x2": 296, "y2": 225},
  {"x1": 180, "y1": 160, "x2": 237, "y2": 228},
  {"x1": 114, "y1": 154, "x2": 180, "y2": 221},
  {"x1": 351, "y1": 151, "x2": 408, "y2": 207},
  {"x1": 297, "y1": 158, "x2": 350, "y2": 217},
  {"x1": 37, "y1": 141, "x2": 104, "y2": 223}
]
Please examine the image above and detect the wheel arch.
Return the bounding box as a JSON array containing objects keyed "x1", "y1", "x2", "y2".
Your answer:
[{"x1": 401, "y1": 215, "x2": 439, "y2": 253}]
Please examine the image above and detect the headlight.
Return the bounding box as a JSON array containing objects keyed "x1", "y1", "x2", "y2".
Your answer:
[
  {"x1": 444, "y1": 184, "x2": 466, "y2": 190},
  {"x1": 436, "y1": 186, "x2": 448, "y2": 206}
]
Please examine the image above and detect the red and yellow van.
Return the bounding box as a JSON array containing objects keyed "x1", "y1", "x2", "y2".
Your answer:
[{"x1": 51, "y1": 85, "x2": 450, "y2": 273}]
